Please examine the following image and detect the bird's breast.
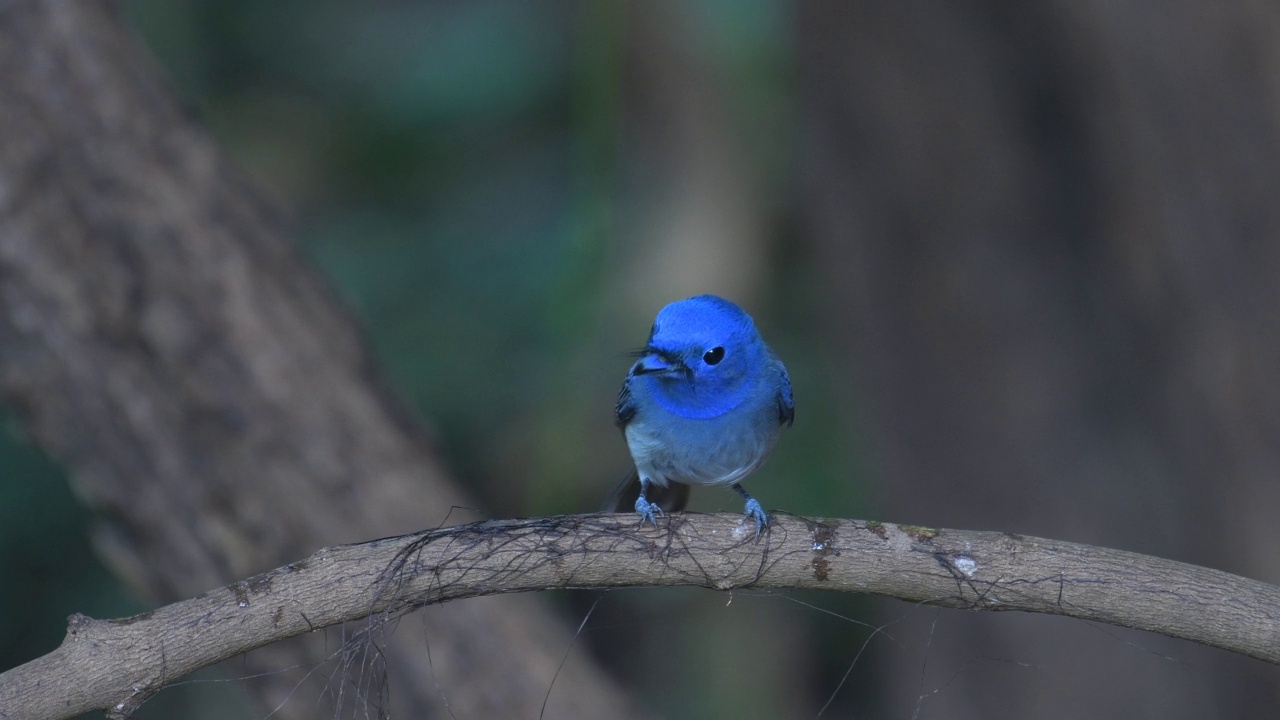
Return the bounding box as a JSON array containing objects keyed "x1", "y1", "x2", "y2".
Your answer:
[{"x1": 624, "y1": 402, "x2": 781, "y2": 488}]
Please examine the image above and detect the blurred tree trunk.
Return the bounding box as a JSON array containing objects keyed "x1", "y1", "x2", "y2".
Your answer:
[
  {"x1": 799, "y1": 1, "x2": 1280, "y2": 717},
  {"x1": 0, "y1": 1, "x2": 636, "y2": 717}
]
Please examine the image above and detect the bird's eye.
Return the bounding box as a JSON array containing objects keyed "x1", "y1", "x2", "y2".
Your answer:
[{"x1": 703, "y1": 347, "x2": 725, "y2": 365}]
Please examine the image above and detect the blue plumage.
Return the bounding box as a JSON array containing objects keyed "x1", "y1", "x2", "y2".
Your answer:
[{"x1": 613, "y1": 295, "x2": 793, "y2": 535}]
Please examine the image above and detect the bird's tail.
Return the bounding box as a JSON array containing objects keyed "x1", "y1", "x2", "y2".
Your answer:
[{"x1": 603, "y1": 469, "x2": 690, "y2": 514}]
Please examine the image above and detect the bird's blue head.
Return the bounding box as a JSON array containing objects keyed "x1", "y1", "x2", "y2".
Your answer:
[{"x1": 631, "y1": 295, "x2": 770, "y2": 419}]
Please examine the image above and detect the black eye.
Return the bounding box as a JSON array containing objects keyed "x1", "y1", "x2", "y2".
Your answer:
[{"x1": 703, "y1": 346, "x2": 725, "y2": 365}]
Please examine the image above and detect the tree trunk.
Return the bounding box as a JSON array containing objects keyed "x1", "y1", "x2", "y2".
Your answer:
[{"x1": 0, "y1": 1, "x2": 636, "y2": 717}]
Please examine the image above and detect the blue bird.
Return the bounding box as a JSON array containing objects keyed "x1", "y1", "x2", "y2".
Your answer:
[{"x1": 609, "y1": 294, "x2": 794, "y2": 535}]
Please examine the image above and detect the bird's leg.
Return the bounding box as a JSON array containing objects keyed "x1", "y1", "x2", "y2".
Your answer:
[
  {"x1": 731, "y1": 483, "x2": 768, "y2": 536},
  {"x1": 634, "y1": 477, "x2": 663, "y2": 528}
]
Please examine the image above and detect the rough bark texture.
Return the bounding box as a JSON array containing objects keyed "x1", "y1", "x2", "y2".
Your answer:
[
  {"x1": 0, "y1": 2, "x2": 636, "y2": 717},
  {"x1": 798, "y1": 0, "x2": 1280, "y2": 717},
  {"x1": 4, "y1": 513, "x2": 1278, "y2": 719}
]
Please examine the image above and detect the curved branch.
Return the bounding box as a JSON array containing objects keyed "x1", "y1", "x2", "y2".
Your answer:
[{"x1": 3, "y1": 512, "x2": 1278, "y2": 719}]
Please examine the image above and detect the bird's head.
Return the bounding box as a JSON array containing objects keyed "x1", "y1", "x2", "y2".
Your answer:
[{"x1": 630, "y1": 295, "x2": 767, "y2": 416}]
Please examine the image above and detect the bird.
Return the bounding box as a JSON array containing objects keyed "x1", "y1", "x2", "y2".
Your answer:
[{"x1": 609, "y1": 294, "x2": 794, "y2": 535}]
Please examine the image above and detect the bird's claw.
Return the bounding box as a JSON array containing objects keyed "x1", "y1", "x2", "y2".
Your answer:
[
  {"x1": 742, "y1": 498, "x2": 768, "y2": 537},
  {"x1": 635, "y1": 497, "x2": 664, "y2": 528}
]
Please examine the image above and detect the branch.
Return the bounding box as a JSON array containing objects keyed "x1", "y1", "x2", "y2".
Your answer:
[{"x1": 3, "y1": 513, "x2": 1277, "y2": 719}]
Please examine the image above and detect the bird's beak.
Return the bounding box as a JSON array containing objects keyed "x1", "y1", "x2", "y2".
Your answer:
[{"x1": 633, "y1": 349, "x2": 682, "y2": 376}]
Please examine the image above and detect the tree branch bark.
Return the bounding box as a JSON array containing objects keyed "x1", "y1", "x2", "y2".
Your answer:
[{"x1": 3, "y1": 512, "x2": 1277, "y2": 720}]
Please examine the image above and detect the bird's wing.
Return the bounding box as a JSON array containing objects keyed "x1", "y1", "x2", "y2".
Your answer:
[
  {"x1": 776, "y1": 365, "x2": 795, "y2": 427},
  {"x1": 614, "y1": 372, "x2": 637, "y2": 428}
]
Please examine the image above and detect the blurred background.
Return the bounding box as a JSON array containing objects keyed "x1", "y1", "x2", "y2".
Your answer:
[{"x1": 3, "y1": 0, "x2": 1280, "y2": 718}]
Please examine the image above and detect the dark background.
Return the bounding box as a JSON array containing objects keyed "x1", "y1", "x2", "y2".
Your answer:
[{"x1": 3, "y1": 1, "x2": 1279, "y2": 717}]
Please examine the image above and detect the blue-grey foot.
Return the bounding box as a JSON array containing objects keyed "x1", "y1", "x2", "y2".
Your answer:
[
  {"x1": 732, "y1": 483, "x2": 768, "y2": 536},
  {"x1": 635, "y1": 495, "x2": 664, "y2": 528}
]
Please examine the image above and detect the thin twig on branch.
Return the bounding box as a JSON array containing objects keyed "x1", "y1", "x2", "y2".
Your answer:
[{"x1": 2, "y1": 512, "x2": 1277, "y2": 719}]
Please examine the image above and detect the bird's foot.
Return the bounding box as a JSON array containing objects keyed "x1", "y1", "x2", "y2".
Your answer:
[
  {"x1": 742, "y1": 498, "x2": 768, "y2": 537},
  {"x1": 635, "y1": 496, "x2": 664, "y2": 528}
]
